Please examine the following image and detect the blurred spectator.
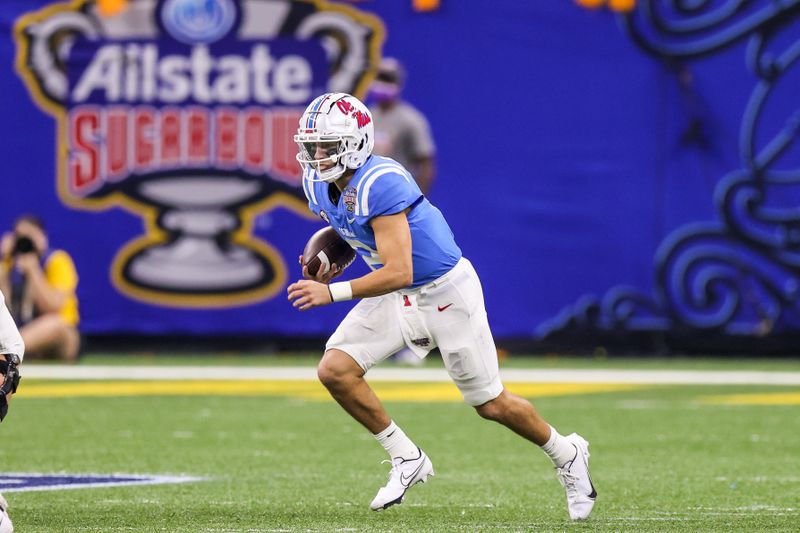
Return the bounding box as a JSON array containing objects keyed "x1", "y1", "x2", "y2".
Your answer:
[
  {"x1": 369, "y1": 57, "x2": 437, "y2": 194},
  {"x1": 0, "y1": 215, "x2": 80, "y2": 361}
]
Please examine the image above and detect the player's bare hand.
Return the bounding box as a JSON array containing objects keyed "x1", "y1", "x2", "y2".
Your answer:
[
  {"x1": 299, "y1": 256, "x2": 341, "y2": 284},
  {"x1": 299, "y1": 255, "x2": 314, "y2": 280},
  {"x1": 299, "y1": 255, "x2": 340, "y2": 282},
  {"x1": 316, "y1": 263, "x2": 341, "y2": 283},
  {"x1": 287, "y1": 279, "x2": 333, "y2": 310}
]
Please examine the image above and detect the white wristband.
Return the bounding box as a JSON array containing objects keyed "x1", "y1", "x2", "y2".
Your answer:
[{"x1": 328, "y1": 281, "x2": 353, "y2": 302}]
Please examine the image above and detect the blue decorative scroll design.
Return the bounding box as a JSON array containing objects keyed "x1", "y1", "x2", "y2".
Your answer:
[{"x1": 539, "y1": 0, "x2": 800, "y2": 338}]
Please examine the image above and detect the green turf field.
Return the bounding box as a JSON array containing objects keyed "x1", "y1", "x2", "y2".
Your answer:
[{"x1": 3, "y1": 358, "x2": 799, "y2": 532}]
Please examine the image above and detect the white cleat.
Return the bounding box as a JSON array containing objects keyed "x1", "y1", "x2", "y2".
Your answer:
[
  {"x1": 370, "y1": 448, "x2": 434, "y2": 511},
  {"x1": 555, "y1": 433, "x2": 597, "y2": 521},
  {"x1": 0, "y1": 493, "x2": 13, "y2": 533}
]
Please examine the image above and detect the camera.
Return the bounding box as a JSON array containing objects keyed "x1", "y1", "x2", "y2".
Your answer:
[{"x1": 11, "y1": 236, "x2": 35, "y2": 256}]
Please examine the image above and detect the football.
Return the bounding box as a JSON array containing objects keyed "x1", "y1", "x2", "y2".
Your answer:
[{"x1": 302, "y1": 227, "x2": 356, "y2": 277}]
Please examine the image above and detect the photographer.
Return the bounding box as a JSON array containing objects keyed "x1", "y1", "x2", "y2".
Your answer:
[{"x1": 0, "y1": 215, "x2": 80, "y2": 361}]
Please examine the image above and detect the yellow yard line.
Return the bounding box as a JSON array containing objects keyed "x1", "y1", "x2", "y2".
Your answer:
[
  {"x1": 19, "y1": 380, "x2": 326, "y2": 398},
  {"x1": 698, "y1": 392, "x2": 800, "y2": 406},
  {"x1": 18, "y1": 380, "x2": 645, "y2": 401},
  {"x1": 507, "y1": 382, "x2": 643, "y2": 397}
]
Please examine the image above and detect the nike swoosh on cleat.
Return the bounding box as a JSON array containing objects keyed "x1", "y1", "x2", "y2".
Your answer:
[
  {"x1": 579, "y1": 446, "x2": 597, "y2": 499},
  {"x1": 585, "y1": 460, "x2": 597, "y2": 499},
  {"x1": 399, "y1": 459, "x2": 427, "y2": 487},
  {"x1": 561, "y1": 443, "x2": 596, "y2": 499}
]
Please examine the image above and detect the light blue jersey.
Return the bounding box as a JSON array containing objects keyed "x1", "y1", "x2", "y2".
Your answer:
[{"x1": 302, "y1": 155, "x2": 462, "y2": 288}]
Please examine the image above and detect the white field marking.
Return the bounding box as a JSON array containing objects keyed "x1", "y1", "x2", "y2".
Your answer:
[
  {"x1": 406, "y1": 502, "x2": 496, "y2": 508},
  {"x1": 20, "y1": 365, "x2": 800, "y2": 384},
  {"x1": 603, "y1": 517, "x2": 696, "y2": 521},
  {"x1": 616, "y1": 399, "x2": 671, "y2": 409},
  {"x1": 715, "y1": 475, "x2": 800, "y2": 482},
  {"x1": 689, "y1": 505, "x2": 798, "y2": 512},
  {"x1": 0, "y1": 473, "x2": 205, "y2": 493}
]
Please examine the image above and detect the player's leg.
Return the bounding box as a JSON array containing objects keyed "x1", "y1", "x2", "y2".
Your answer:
[
  {"x1": 428, "y1": 259, "x2": 596, "y2": 520},
  {"x1": 317, "y1": 348, "x2": 390, "y2": 434},
  {"x1": 473, "y1": 389, "x2": 550, "y2": 443},
  {"x1": 472, "y1": 389, "x2": 596, "y2": 520},
  {"x1": 320, "y1": 294, "x2": 434, "y2": 510}
]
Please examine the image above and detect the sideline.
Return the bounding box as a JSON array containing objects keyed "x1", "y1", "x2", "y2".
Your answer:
[{"x1": 21, "y1": 365, "x2": 800, "y2": 384}]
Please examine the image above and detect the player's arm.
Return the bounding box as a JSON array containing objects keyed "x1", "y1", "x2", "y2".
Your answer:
[
  {"x1": 349, "y1": 211, "x2": 412, "y2": 297},
  {"x1": 287, "y1": 210, "x2": 413, "y2": 310},
  {"x1": 0, "y1": 353, "x2": 21, "y2": 422},
  {"x1": 0, "y1": 290, "x2": 23, "y2": 422}
]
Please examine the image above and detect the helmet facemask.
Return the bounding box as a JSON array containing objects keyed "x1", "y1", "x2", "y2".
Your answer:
[{"x1": 295, "y1": 133, "x2": 358, "y2": 183}]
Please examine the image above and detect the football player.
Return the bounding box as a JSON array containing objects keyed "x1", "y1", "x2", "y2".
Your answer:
[
  {"x1": 0, "y1": 288, "x2": 25, "y2": 533},
  {"x1": 288, "y1": 93, "x2": 596, "y2": 519}
]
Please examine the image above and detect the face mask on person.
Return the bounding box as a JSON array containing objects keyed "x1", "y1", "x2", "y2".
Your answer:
[{"x1": 368, "y1": 81, "x2": 401, "y2": 104}]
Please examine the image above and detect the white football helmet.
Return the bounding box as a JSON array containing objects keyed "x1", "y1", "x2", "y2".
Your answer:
[{"x1": 294, "y1": 93, "x2": 375, "y2": 182}]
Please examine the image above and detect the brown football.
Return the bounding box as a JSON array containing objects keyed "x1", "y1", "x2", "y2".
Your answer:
[{"x1": 302, "y1": 227, "x2": 356, "y2": 277}]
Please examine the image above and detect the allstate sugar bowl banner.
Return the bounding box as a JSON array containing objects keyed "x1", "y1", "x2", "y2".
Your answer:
[{"x1": 3, "y1": 1, "x2": 799, "y2": 351}]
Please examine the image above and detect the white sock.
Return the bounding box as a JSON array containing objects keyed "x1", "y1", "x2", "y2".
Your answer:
[
  {"x1": 374, "y1": 421, "x2": 419, "y2": 460},
  {"x1": 540, "y1": 425, "x2": 576, "y2": 467}
]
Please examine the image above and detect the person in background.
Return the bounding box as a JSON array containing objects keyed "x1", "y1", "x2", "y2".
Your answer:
[
  {"x1": 0, "y1": 215, "x2": 80, "y2": 361},
  {"x1": 369, "y1": 57, "x2": 437, "y2": 195},
  {"x1": 369, "y1": 57, "x2": 437, "y2": 365}
]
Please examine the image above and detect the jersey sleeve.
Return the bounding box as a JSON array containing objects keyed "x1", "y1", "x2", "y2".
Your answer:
[{"x1": 355, "y1": 166, "x2": 422, "y2": 222}]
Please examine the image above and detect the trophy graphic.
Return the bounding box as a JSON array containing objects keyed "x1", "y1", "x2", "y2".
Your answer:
[
  {"x1": 127, "y1": 175, "x2": 267, "y2": 291},
  {"x1": 16, "y1": 0, "x2": 383, "y2": 305}
]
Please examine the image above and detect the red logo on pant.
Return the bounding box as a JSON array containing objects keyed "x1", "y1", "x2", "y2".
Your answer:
[{"x1": 403, "y1": 295, "x2": 412, "y2": 307}]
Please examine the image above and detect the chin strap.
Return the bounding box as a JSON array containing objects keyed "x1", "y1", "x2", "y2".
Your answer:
[
  {"x1": 303, "y1": 164, "x2": 347, "y2": 183},
  {"x1": 0, "y1": 353, "x2": 21, "y2": 422}
]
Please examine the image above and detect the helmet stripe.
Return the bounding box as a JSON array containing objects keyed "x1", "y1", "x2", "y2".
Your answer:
[
  {"x1": 305, "y1": 95, "x2": 325, "y2": 129},
  {"x1": 307, "y1": 93, "x2": 333, "y2": 129}
]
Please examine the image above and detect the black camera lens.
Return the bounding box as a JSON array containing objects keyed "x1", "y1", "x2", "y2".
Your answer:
[{"x1": 12, "y1": 236, "x2": 34, "y2": 255}]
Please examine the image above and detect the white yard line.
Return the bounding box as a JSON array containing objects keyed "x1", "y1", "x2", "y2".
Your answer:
[{"x1": 20, "y1": 365, "x2": 800, "y2": 384}]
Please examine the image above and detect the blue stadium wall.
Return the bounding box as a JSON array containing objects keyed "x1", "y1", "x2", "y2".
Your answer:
[{"x1": 2, "y1": 0, "x2": 799, "y2": 353}]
